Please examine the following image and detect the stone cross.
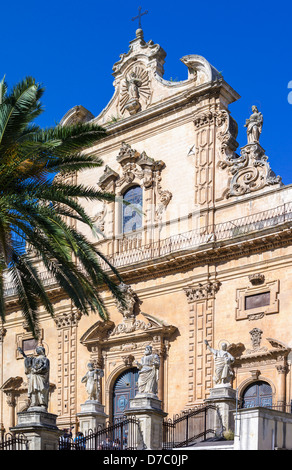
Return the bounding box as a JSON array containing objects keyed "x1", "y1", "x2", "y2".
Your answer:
[{"x1": 132, "y1": 6, "x2": 148, "y2": 29}]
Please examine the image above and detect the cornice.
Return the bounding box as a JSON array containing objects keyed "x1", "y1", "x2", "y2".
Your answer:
[
  {"x1": 90, "y1": 79, "x2": 227, "y2": 145},
  {"x1": 4, "y1": 220, "x2": 292, "y2": 310}
]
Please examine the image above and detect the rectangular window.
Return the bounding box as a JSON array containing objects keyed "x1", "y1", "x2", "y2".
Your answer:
[
  {"x1": 22, "y1": 338, "x2": 38, "y2": 352},
  {"x1": 245, "y1": 292, "x2": 270, "y2": 310}
]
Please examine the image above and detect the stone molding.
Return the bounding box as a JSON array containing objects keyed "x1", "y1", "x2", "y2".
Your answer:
[{"x1": 235, "y1": 279, "x2": 279, "y2": 321}]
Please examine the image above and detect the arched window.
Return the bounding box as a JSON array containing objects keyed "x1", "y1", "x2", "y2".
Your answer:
[
  {"x1": 241, "y1": 381, "x2": 273, "y2": 409},
  {"x1": 122, "y1": 186, "x2": 143, "y2": 234}
]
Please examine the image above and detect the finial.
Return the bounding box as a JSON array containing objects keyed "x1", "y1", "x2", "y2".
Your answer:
[{"x1": 136, "y1": 28, "x2": 144, "y2": 40}]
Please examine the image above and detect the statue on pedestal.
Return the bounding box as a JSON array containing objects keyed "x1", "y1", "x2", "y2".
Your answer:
[
  {"x1": 135, "y1": 345, "x2": 160, "y2": 396},
  {"x1": 81, "y1": 363, "x2": 104, "y2": 402},
  {"x1": 18, "y1": 346, "x2": 50, "y2": 410},
  {"x1": 244, "y1": 105, "x2": 263, "y2": 144},
  {"x1": 204, "y1": 340, "x2": 234, "y2": 387}
]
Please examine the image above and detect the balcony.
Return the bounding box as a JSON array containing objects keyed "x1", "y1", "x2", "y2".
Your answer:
[{"x1": 4, "y1": 202, "x2": 292, "y2": 298}]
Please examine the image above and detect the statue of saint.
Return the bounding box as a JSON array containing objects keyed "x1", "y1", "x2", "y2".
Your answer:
[
  {"x1": 244, "y1": 105, "x2": 263, "y2": 144},
  {"x1": 204, "y1": 340, "x2": 234, "y2": 387},
  {"x1": 126, "y1": 72, "x2": 142, "y2": 100},
  {"x1": 18, "y1": 345, "x2": 50, "y2": 410},
  {"x1": 81, "y1": 363, "x2": 104, "y2": 402},
  {"x1": 135, "y1": 345, "x2": 160, "y2": 396}
]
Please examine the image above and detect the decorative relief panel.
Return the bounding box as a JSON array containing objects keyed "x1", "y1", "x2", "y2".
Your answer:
[
  {"x1": 184, "y1": 280, "x2": 221, "y2": 404},
  {"x1": 54, "y1": 310, "x2": 81, "y2": 425}
]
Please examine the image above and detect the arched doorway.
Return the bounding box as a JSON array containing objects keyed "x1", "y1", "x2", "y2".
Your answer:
[
  {"x1": 241, "y1": 380, "x2": 273, "y2": 409},
  {"x1": 112, "y1": 368, "x2": 139, "y2": 420}
]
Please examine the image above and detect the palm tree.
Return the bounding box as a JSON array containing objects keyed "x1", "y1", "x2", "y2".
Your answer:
[{"x1": 0, "y1": 76, "x2": 124, "y2": 337}]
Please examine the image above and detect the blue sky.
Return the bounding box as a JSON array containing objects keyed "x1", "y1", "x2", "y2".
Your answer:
[{"x1": 3, "y1": 0, "x2": 292, "y2": 184}]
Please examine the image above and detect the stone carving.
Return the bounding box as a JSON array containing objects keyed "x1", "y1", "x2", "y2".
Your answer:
[
  {"x1": 204, "y1": 340, "x2": 234, "y2": 387},
  {"x1": 18, "y1": 346, "x2": 50, "y2": 410},
  {"x1": 120, "y1": 67, "x2": 150, "y2": 116},
  {"x1": 244, "y1": 106, "x2": 263, "y2": 144},
  {"x1": 54, "y1": 310, "x2": 81, "y2": 329},
  {"x1": 81, "y1": 363, "x2": 104, "y2": 402},
  {"x1": 249, "y1": 273, "x2": 265, "y2": 286},
  {"x1": 250, "y1": 328, "x2": 263, "y2": 349},
  {"x1": 184, "y1": 281, "x2": 221, "y2": 302},
  {"x1": 216, "y1": 109, "x2": 239, "y2": 161},
  {"x1": 219, "y1": 142, "x2": 282, "y2": 198},
  {"x1": 219, "y1": 106, "x2": 281, "y2": 198},
  {"x1": 110, "y1": 319, "x2": 153, "y2": 336},
  {"x1": 127, "y1": 71, "x2": 142, "y2": 99},
  {"x1": 114, "y1": 142, "x2": 167, "y2": 192},
  {"x1": 92, "y1": 202, "x2": 107, "y2": 236},
  {"x1": 115, "y1": 283, "x2": 138, "y2": 319},
  {"x1": 135, "y1": 345, "x2": 160, "y2": 396},
  {"x1": 155, "y1": 175, "x2": 172, "y2": 228},
  {"x1": 245, "y1": 328, "x2": 268, "y2": 355}
]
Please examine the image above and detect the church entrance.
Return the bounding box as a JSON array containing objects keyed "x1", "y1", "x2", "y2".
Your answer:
[
  {"x1": 112, "y1": 368, "x2": 139, "y2": 421},
  {"x1": 241, "y1": 381, "x2": 273, "y2": 409}
]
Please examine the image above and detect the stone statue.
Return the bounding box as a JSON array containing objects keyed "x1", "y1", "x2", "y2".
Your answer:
[
  {"x1": 135, "y1": 345, "x2": 160, "y2": 396},
  {"x1": 204, "y1": 340, "x2": 234, "y2": 387},
  {"x1": 244, "y1": 105, "x2": 263, "y2": 144},
  {"x1": 18, "y1": 346, "x2": 50, "y2": 410},
  {"x1": 81, "y1": 363, "x2": 104, "y2": 402},
  {"x1": 126, "y1": 72, "x2": 142, "y2": 100}
]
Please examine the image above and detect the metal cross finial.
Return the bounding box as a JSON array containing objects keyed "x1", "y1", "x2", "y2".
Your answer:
[{"x1": 132, "y1": 6, "x2": 148, "y2": 29}]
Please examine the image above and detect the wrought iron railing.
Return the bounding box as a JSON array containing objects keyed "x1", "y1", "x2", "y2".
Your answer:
[
  {"x1": 163, "y1": 404, "x2": 218, "y2": 449},
  {"x1": 0, "y1": 433, "x2": 28, "y2": 450},
  {"x1": 58, "y1": 416, "x2": 141, "y2": 451},
  {"x1": 4, "y1": 202, "x2": 292, "y2": 297}
]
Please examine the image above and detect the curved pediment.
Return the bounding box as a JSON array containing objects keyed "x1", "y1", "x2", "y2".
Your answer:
[
  {"x1": 80, "y1": 312, "x2": 177, "y2": 351},
  {"x1": 60, "y1": 105, "x2": 94, "y2": 126},
  {"x1": 80, "y1": 320, "x2": 115, "y2": 347}
]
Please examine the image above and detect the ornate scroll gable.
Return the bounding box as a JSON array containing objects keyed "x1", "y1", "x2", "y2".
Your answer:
[
  {"x1": 59, "y1": 105, "x2": 94, "y2": 126},
  {"x1": 111, "y1": 29, "x2": 166, "y2": 117},
  {"x1": 220, "y1": 143, "x2": 282, "y2": 198},
  {"x1": 219, "y1": 107, "x2": 282, "y2": 198}
]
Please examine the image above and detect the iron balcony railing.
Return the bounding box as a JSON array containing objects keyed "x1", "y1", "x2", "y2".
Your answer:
[{"x1": 4, "y1": 202, "x2": 292, "y2": 298}]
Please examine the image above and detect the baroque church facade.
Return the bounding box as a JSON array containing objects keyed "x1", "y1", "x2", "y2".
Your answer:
[{"x1": 1, "y1": 28, "x2": 292, "y2": 432}]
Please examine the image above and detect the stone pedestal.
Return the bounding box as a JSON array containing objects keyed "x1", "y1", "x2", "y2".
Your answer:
[
  {"x1": 10, "y1": 408, "x2": 62, "y2": 450},
  {"x1": 125, "y1": 394, "x2": 167, "y2": 450},
  {"x1": 76, "y1": 400, "x2": 108, "y2": 434},
  {"x1": 205, "y1": 386, "x2": 237, "y2": 436}
]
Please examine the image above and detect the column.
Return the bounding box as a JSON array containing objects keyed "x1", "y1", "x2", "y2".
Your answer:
[{"x1": 276, "y1": 364, "x2": 288, "y2": 411}]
